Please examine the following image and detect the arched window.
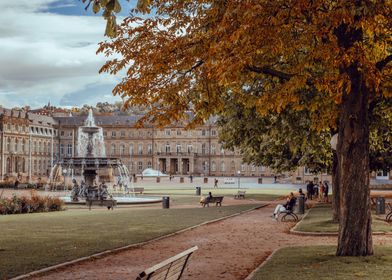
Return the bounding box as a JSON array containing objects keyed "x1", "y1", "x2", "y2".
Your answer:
[
  {"x1": 129, "y1": 144, "x2": 134, "y2": 155},
  {"x1": 231, "y1": 161, "x2": 235, "y2": 171},
  {"x1": 221, "y1": 161, "x2": 226, "y2": 172},
  {"x1": 147, "y1": 161, "x2": 152, "y2": 169},
  {"x1": 120, "y1": 144, "x2": 125, "y2": 156},
  {"x1": 211, "y1": 161, "x2": 216, "y2": 172},
  {"x1": 15, "y1": 138, "x2": 18, "y2": 152}
]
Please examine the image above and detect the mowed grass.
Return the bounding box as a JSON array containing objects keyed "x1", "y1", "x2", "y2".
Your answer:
[
  {"x1": 0, "y1": 204, "x2": 259, "y2": 279},
  {"x1": 251, "y1": 246, "x2": 392, "y2": 280},
  {"x1": 295, "y1": 204, "x2": 392, "y2": 233}
]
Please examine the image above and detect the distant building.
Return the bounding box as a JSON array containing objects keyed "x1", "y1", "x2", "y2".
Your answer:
[{"x1": 1, "y1": 107, "x2": 388, "y2": 183}]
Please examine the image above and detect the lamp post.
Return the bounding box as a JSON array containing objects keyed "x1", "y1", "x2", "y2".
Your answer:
[
  {"x1": 63, "y1": 169, "x2": 67, "y2": 192},
  {"x1": 237, "y1": 170, "x2": 241, "y2": 189}
]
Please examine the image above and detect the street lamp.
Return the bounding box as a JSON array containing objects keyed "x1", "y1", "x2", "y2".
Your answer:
[
  {"x1": 237, "y1": 170, "x2": 241, "y2": 189},
  {"x1": 62, "y1": 169, "x2": 67, "y2": 192}
]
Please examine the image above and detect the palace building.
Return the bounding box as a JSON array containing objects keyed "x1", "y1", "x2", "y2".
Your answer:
[{"x1": 1, "y1": 107, "x2": 389, "y2": 183}]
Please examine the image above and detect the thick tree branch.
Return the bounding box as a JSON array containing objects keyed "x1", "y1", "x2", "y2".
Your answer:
[
  {"x1": 246, "y1": 65, "x2": 294, "y2": 81},
  {"x1": 180, "y1": 60, "x2": 204, "y2": 76},
  {"x1": 376, "y1": 54, "x2": 392, "y2": 71}
]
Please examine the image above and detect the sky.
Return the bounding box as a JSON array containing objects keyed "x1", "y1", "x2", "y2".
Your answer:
[{"x1": 0, "y1": 0, "x2": 137, "y2": 109}]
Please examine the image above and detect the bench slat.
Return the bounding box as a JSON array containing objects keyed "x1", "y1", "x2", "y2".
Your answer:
[{"x1": 137, "y1": 246, "x2": 198, "y2": 280}]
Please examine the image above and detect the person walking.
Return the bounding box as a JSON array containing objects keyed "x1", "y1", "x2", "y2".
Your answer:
[
  {"x1": 324, "y1": 181, "x2": 330, "y2": 203},
  {"x1": 319, "y1": 182, "x2": 325, "y2": 202},
  {"x1": 214, "y1": 178, "x2": 218, "y2": 188}
]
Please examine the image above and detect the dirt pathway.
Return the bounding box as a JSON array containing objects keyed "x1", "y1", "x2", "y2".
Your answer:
[{"x1": 29, "y1": 204, "x2": 392, "y2": 280}]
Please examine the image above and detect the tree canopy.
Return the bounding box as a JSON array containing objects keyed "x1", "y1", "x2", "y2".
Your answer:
[{"x1": 94, "y1": 0, "x2": 392, "y2": 256}]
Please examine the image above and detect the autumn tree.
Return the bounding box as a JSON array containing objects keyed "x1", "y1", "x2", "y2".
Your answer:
[{"x1": 95, "y1": 1, "x2": 392, "y2": 256}]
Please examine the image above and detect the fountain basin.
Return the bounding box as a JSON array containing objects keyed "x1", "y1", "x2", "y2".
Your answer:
[{"x1": 60, "y1": 196, "x2": 162, "y2": 205}]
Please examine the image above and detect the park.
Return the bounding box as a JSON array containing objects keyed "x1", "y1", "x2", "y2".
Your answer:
[{"x1": 0, "y1": 0, "x2": 392, "y2": 279}]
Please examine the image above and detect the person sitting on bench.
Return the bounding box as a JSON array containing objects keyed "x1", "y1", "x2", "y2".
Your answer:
[{"x1": 272, "y1": 192, "x2": 296, "y2": 220}]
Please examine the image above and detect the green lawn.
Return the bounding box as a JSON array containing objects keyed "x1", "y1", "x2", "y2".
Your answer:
[
  {"x1": 251, "y1": 246, "x2": 392, "y2": 280},
  {"x1": 0, "y1": 204, "x2": 260, "y2": 279},
  {"x1": 295, "y1": 204, "x2": 392, "y2": 233}
]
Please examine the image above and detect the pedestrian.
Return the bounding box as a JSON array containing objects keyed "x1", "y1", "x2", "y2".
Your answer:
[
  {"x1": 306, "y1": 180, "x2": 314, "y2": 200},
  {"x1": 214, "y1": 178, "x2": 218, "y2": 188},
  {"x1": 324, "y1": 181, "x2": 330, "y2": 203},
  {"x1": 189, "y1": 174, "x2": 193, "y2": 183},
  {"x1": 319, "y1": 182, "x2": 325, "y2": 202},
  {"x1": 14, "y1": 179, "x2": 19, "y2": 190}
]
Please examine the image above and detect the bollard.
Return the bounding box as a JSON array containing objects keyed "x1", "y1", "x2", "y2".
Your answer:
[
  {"x1": 297, "y1": 195, "x2": 305, "y2": 214},
  {"x1": 162, "y1": 196, "x2": 170, "y2": 209},
  {"x1": 258, "y1": 178, "x2": 263, "y2": 184},
  {"x1": 196, "y1": 186, "x2": 201, "y2": 196},
  {"x1": 376, "y1": 197, "x2": 385, "y2": 215}
]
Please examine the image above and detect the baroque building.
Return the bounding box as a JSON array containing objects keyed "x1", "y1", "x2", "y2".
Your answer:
[
  {"x1": 0, "y1": 108, "x2": 272, "y2": 182},
  {"x1": 1, "y1": 107, "x2": 389, "y2": 183}
]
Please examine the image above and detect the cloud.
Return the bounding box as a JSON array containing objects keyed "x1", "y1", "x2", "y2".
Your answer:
[{"x1": 0, "y1": 0, "x2": 125, "y2": 108}]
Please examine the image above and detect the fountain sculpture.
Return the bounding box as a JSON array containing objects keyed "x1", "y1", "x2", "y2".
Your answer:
[{"x1": 50, "y1": 109, "x2": 161, "y2": 205}]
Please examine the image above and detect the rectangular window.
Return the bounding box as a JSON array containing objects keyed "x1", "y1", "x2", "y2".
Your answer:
[
  {"x1": 176, "y1": 144, "x2": 181, "y2": 153},
  {"x1": 112, "y1": 131, "x2": 116, "y2": 137},
  {"x1": 67, "y1": 144, "x2": 72, "y2": 156},
  {"x1": 165, "y1": 129, "x2": 171, "y2": 136},
  {"x1": 187, "y1": 145, "x2": 193, "y2": 153},
  {"x1": 60, "y1": 131, "x2": 65, "y2": 136},
  {"x1": 138, "y1": 161, "x2": 143, "y2": 171},
  {"x1": 202, "y1": 129, "x2": 206, "y2": 136},
  {"x1": 147, "y1": 144, "x2": 152, "y2": 155},
  {"x1": 120, "y1": 131, "x2": 126, "y2": 137},
  {"x1": 138, "y1": 144, "x2": 143, "y2": 155},
  {"x1": 211, "y1": 130, "x2": 217, "y2": 136},
  {"x1": 60, "y1": 144, "x2": 64, "y2": 155},
  {"x1": 177, "y1": 130, "x2": 181, "y2": 136}
]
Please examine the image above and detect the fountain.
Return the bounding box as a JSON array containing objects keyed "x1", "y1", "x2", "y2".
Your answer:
[{"x1": 51, "y1": 109, "x2": 161, "y2": 205}]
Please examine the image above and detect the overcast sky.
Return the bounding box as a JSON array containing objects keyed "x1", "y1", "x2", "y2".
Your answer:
[{"x1": 0, "y1": 0, "x2": 137, "y2": 109}]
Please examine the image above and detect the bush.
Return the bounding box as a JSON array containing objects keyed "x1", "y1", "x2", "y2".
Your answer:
[{"x1": 0, "y1": 192, "x2": 64, "y2": 215}]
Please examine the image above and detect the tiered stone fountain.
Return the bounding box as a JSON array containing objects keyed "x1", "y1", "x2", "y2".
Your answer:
[{"x1": 52, "y1": 109, "x2": 161, "y2": 205}]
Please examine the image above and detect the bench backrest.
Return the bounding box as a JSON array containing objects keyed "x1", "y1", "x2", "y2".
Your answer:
[
  {"x1": 206, "y1": 196, "x2": 223, "y2": 203},
  {"x1": 237, "y1": 191, "x2": 246, "y2": 194},
  {"x1": 136, "y1": 246, "x2": 198, "y2": 280}
]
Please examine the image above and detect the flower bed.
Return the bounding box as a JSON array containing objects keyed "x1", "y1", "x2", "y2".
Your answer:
[{"x1": 0, "y1": 192, "x2": 64, "y2": 215}]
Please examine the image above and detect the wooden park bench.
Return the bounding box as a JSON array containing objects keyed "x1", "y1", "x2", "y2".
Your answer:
[
  {"x1": 386, "y1": 202, "x2": 392, "y2": 222},
  {"x1": 278, "y1": 199, "x2": 299, "y2": 222},
  {"x1": 86, "y1": 199, "x2": 117, "y2": 210},
  {"x1": 136, "y1": 246, "x2": 198, "y2": 280},
  {"x1": 201, "y1": 196, "x2": 224, "y2": 207},
  {"x1": 234, "y1": 190, "x2": 246, "y2": 199}
]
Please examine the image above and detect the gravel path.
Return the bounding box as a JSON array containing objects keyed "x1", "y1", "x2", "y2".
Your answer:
[{"x1": 15, "y1": 201, "x2": 392, "y2": 280}]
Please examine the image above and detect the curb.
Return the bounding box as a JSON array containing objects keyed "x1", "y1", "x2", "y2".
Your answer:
[
  {"x1": 244, "y1": 247, "x2": 281, "y2": 280},
  {"x1": 290, "y1": 209, "x2": 389, "y2": 236},
  {"x1": 10, "y1": 203, "x2": 269, "y2": 280}
]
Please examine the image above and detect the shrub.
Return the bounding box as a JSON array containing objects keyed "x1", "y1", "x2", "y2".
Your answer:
[{"x1": 0, "y1": 193, "x2": 64, "y2": 215}]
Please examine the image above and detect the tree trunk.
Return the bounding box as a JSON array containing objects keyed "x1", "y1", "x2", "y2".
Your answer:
[
  {"x1": 332, "y1": 151, "x2": 339, "y2": 222},
  {"x1": 336, "y1": 66, "x2": 373, "y2": 256}
]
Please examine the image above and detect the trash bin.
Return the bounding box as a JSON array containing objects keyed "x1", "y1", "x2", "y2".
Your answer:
[
  {"x1": 180, "y1": 177, "x2": 184, "y2": 183},
  {"x1": 297, "y1": 195, "x2": 305, "y2": 214},
  {"x1": 258, "y1": 178, "x2": 263, "y2": 184},
  {"x1": 156, "y1": 177, "x2": 160, "y2": 183},
  {"x1": 196, "y1": 186, "x2": 201, "y2": 196},
  {"x1": 204, "y1": 177, "x2": 208, "y2": 183},
  {"x1": 376, "y1": 197, "x2": 385, "y2": 214},
  {"x1": 162, "y1": 196, "x2": 170, "y2": 209}
]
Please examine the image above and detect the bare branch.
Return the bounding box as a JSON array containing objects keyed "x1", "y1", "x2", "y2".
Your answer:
[
  {"x1": 376, "y1": 54, "x2": 392, "y2": 71},
  {"x1": 246, "y1": 65, "x2": 294, "y2": 81}
]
